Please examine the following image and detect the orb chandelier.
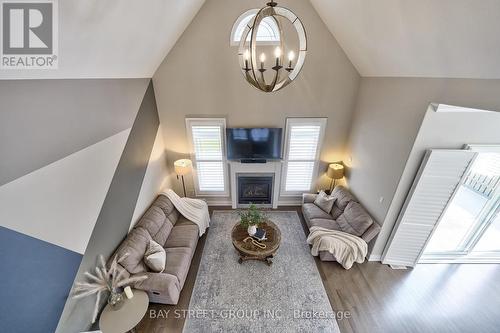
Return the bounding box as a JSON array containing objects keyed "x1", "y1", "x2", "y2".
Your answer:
[{"x1": 237, "y1": 0, "x2": 307, "y2": 93}]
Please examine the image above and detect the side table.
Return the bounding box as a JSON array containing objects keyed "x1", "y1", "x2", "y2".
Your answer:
[{"x1": 99, "y1": 290, "x2": 149, "y2": 333}]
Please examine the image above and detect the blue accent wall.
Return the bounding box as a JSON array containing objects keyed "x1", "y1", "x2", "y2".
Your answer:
[{"x1": 0, "y1": 226, "x2": 82, "y2": 333}]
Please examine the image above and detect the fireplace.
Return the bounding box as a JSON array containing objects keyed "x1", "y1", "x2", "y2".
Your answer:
[
  {"x1": 238, "y1": 176, "x2": 273, "y2": 205},
  {"x1": 229, "y1": 162, "x2": 281, "y2": 209}
]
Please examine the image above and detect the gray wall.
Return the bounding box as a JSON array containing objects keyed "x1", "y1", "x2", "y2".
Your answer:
[
  {"x1": 0, "y1": 78, "x2": 151, "y2": 333},
  {"x1": 153, "y1": 0, "x2": 360, "y2": 198},
  {"x1": 346, "y1": 77, "x2": 500, "y2": 256},
  {"x1": 0, "y1": 79, "x2": 149, "y2": 186},
  {"x1": 56, "y1": 82, "x2": 160, "y2": 332}
]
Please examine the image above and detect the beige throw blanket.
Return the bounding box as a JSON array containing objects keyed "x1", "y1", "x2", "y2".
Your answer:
[
  {"x1": 306, "y1": 227, "x2": 367, "y2": 269},
  {"x1": 163, "y1": 189, "x2": 210, "y2": 236}
]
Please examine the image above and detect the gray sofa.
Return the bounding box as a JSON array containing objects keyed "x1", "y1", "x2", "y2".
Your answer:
[
  {"x1": 111, "y1": 194, "x2": 200, "y2": 304},
  {"x1": 302, "y1": 186, "x2": 380, "y2": 262}
]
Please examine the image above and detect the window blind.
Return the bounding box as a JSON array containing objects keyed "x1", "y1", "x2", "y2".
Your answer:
[
  {"x1": 189, "y1": 123, "x2": 226, "y2": 193},
  {"x1": 283, "y1": 122, "x2": 324, "y2": 193}
]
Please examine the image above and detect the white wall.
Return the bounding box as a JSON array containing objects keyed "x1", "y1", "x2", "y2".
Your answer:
[
  {"x1": 346, "y1": 77, "x2": 500, "y2": 257},
  {"x1": 0, "y1": 0, "x2": 206, "y2": 79},
  {"x1": 153, "y1": 0, "x2": 360, "y2": 200},
  {"x1": 376, "y1": 107, "x2": 500, "y2": 257},
  {"x1": 130, "y1": 126, "x2": 172, "y2": 229},
  {"x1": 0, "y1": 129, "x2": 130, "y2": 254}
]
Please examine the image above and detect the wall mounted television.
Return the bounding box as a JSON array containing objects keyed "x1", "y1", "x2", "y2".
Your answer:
[{"x1": 226, "y1": 128, "x2": 282, "y2": 161}]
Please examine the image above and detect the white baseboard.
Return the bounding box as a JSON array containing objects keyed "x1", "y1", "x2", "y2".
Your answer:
[
  {"x1": 204, "y1": 198, "x2": 232, "y2": 206},
  {"x1": 277, "y1": 198, "x2": 302, "y2": 206},
  {"x1": 419, "y1": 257, "x2": 500, "y2": 264},
  {"x1": 368, "y1": 254, "x2": 382, "y2": 261},
  {"x1": 201, "y1": 197, "x2": 302, "y2": 207}
]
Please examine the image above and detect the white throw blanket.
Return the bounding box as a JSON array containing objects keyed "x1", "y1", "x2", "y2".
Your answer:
[
  {"x1": 163, "y1": 189, "x2": 210, "y2": 236},
  {"x1": 306, "y1": 227, "x2": 367, "y2": 269}
]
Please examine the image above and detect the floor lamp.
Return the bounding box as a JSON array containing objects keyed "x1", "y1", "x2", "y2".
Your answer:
[
  {"x1": 174, "y1": 159, "x2": 192, "y2": 197},
  {"x1": 327, "y1": 163, "x2": 344, "y2": 193}
]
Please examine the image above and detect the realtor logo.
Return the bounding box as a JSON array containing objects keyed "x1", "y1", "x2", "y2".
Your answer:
[{"x1": 1, "y1": 0, "x2": 58, "y2": 69}]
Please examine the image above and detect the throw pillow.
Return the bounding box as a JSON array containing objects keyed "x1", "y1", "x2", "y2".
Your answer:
[
  {"x1": 144, "y1": 239, "x2": 166, "y2": 273},
  {"x1": 314, "y1": 190, "x2": 335, "y2": 213}
]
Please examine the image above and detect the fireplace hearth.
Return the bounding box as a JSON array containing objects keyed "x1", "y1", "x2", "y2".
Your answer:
[{"x1": 238, "y1": 176, "x2": 273, "y2": 205}]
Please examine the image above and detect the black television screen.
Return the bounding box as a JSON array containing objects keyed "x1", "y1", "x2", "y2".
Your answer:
[{"x1": 226, "y1": 128, "x2": 282, "y2": 160}]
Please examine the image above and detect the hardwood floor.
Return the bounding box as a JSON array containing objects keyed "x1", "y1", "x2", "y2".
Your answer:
[
  {"x1": 136, "y1": 207, "x2": 500, "y2": 333},
  {"x1": 318, "y1": 260, "x2": 500, "y2": 333}
]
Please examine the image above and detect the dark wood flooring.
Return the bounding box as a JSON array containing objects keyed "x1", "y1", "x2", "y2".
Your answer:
[{"x1": 136, "y1": 207, "x2": 500, "y2": 333}]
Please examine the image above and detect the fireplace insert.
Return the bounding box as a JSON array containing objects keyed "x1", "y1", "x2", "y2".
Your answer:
[{"x1": 238, "y1": 176, "x2": 273, "y2": 204}]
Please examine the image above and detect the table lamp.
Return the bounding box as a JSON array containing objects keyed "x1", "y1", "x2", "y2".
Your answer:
[
  {"x1": 327, "y1": 163, "x2": 344, "y2": 192},
  {"x1": 174, "y1": 159, "x2": 192, "y2": 197}
]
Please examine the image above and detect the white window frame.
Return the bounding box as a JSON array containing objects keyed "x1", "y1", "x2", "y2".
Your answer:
[
  {"x1": 230, "y1": 9, "x2": 281, "y2": 46},
  {"x1": 280, "y1": 117, "x2": 327, "y2": 196},
  {"x1": 185, "y1": 118, "x2": 229, "y2": 197}
]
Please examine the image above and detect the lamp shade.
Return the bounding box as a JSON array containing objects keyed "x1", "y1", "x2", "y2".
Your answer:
[
  {"x1": 327, "y1": 163, "x2": 344, "y2": 179},
  {"x1": 174, "y1": 159, "x2": 192, "y2": 176}
]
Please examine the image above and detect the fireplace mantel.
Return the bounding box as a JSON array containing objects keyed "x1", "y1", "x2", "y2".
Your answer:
[{"x1": 228, "y1": 161, "x2": 282, "y2": 209}]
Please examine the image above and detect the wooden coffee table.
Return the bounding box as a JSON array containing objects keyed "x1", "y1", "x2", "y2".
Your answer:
[{"x1": 231, "y1": 220, "x2": 281, "y2": 266}]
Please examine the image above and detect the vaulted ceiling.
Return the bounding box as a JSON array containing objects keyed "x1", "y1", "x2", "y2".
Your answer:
[
  {"x1": 0, "y1": 0, "x2": 205, "y2": 79},
  {"x1": 310, "y1": 0, "x2": 500, "y2": 78},
  {"x1": 2, "y1": 0, "x2": 500, "y2": 80}
]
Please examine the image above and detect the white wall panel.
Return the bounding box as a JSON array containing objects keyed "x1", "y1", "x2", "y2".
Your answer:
[{"x1": 0, "y1": 129, "x2": 130, "y2": 254}]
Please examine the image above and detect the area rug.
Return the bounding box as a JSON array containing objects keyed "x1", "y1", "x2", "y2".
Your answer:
[{"x1": 183, "y1": 211, "x2": 340, "y2": 333}]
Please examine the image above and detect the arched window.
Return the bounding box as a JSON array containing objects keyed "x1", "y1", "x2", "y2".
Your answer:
[{"x1": 230, "y1": 9, "x2": 280, "y2": 46}]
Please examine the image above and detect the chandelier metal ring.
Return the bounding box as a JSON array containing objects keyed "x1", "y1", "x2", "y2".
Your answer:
[{"x1": 237, "y1": 1, "x2": 307, "y2": 93}]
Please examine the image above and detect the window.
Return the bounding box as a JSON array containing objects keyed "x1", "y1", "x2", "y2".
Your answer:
[
  {"x1": 281, "y1": 118, "x2": 327, "y2": 195},
  {"x1": 186, "y1": 118, "x2": 228, "y2": 196},
  {"x1": 230, "y1": 9, "x2": 280, "y2": 46}
]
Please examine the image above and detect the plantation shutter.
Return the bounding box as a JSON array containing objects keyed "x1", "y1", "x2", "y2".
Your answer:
[
  {"x1": 282, "y1": 118, "x2": 326, "y2": 194},
  {"x1": 186, "y1": 119, "x2": 227, "y2": 194},
  {"x1": 382, "y1": 150, "x2": 477, "y2": 267}
]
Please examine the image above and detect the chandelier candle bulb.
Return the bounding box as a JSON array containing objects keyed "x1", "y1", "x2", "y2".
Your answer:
[
  {"x1": 274, "y1": 47, "x2": 282, "y2": 66},
  {"x1": 260, "y1": 53, "x2": 266, "y2": 70},
  {"x1": 288, "y1": 51, "x2": 295, "y2": 67},
  {"x1": 274, "y1": 47, "x2": 282, "y2": 58},
  {"x1": 286, "y1": 51, "x2": 295, "y2": 72},
  {"x1": 243, "y1": 49, "x2": 250, "y2": 71}
]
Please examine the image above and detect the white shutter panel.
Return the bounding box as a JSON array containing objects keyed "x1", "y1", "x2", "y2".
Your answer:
[
  {"x1": 196, "y1": 161, "x2": 225, "y2": 192},
  {"x1": 285, "y1": 161, "x2": 316, "y2": 192},
  {"x1": 285, "y1": 125, "x2": 322, "y2": 192},
  {"x1": 382, "y1": 150, "x2": 476, "y2": 267},
  {"x1": 190, "y1": 124, "x2": 226, "y2": 193},
  {"x1": 288, "y1": 126, "x2": 321, "y2": 160},
  {"x1": 192, "y1": 126, "x2": 223, "y2": 161}
]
